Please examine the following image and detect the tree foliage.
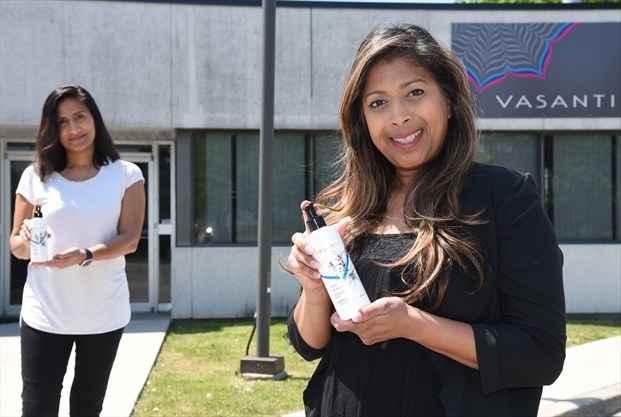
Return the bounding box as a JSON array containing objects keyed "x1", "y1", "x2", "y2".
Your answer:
[{"x1": 456, "y1": 0, "x2": 620, "y2": 4}]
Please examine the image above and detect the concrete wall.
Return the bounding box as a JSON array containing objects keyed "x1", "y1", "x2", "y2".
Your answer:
[
  {"x1": 561, "y1": 244, "x2": 621, "y2": 314},
  {"x1": 2, "y1": 1, "x2": 618, "y2": 131},
  {"x1": 0, "y1": 1, "x2": 174, "y2": 128},
  {"x1": 169, "y1": 244, "x2": 621, "y2": 318},
  {"x1": 171, "y1": 247, "x2": 300, "y2": 318},
  {"x1": 1, "y1": 1, "x2": 620, "y2": 317}
]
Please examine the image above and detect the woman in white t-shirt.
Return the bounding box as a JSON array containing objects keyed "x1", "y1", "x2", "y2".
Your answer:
[{"x1": 9, "y1": 85, "x2": 145, "y2": 417}]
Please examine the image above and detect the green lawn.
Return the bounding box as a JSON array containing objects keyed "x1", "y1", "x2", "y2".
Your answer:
[
  {"x1": 131, "y1": 314, "x2": 620, "y2": 417},
  {"x1": 131, "y1": 319, "x2": 314, "y2": 417},
  {"x1": 566, "y1": 313, "x2": 621, "y2": 347}
]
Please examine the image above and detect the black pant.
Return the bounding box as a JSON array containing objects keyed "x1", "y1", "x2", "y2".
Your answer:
[{"x1": 20, "y1": 320, "x2": 124, "y2": 417}]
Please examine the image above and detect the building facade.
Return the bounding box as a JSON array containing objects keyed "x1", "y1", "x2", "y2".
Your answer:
[{"x1": 1, "y1": 0, "x2": 619, "y2": 318}]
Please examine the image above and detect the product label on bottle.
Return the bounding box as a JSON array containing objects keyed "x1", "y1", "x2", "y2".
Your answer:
[
  {"x1": 308, "y1": 226, "x2": 371, "y2": 319},
  {"x1": 30, "y1": 219, "x2": 48, "y2": 262},
  {"x1": 31, "y1": 231, "x2": 47, "y2": 248},
  {"x1": 319, "y1": 249, "x2": 357, "y2": 282}
]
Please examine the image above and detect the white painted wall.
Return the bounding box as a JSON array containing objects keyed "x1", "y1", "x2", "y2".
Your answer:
[
  {"x1": 171, "y1": 246, "x2": 301, "y2": 318},
  {"x1": 1, "y1": 2, "x2": 617, "y2": 132},
  {"x1": 171, "y1": 244, "x2": 621, "y2": 318},
  {"x1": 560, "y1": 244, "x2": 621, "y2": 314}
]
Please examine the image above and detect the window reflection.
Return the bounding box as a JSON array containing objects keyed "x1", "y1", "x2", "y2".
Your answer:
[
  {"x1": 192, "y1": 131, "x2": 338, "y2": 245},
  {"x1": 190, "y1": 130, "x2": 620, "y2": 244}
]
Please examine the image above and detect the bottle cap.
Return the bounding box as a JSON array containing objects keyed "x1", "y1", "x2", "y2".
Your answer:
[
  {"x1": 34, "y1": 205, "x2": 43, "y2": 218},
  {"x1": 304, "y1": 203, "x2": 326, "y2": 231}
]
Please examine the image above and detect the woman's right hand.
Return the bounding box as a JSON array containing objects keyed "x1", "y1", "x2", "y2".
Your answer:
[
  {"x1": 288, "y1": 228, "x2": 324, "y2": 291},
  {"x1": 18, "y1": 219, "x2": 34, "y2": 248},
  {"x1": 287, "y1": 201, "x2": 351, "y2": 291},
  {"x1": 10, "y1": 194, "x2": 36, "y2": 260}
]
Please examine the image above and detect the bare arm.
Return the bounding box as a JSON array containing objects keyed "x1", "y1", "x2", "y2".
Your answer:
[
  {"x1": 293, "y1": 285, "x2": 333, "y2": 350},
  {"x1": 9, "y1": 194, "x2": 35, "y2": 260},
  {"x1": 288, "y1": 229, "x2": 333, "y2": 349}
]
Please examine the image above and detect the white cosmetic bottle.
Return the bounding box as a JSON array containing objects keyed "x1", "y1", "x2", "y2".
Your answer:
[
  {"x1": 30, "y1": 204, "x2": 48, "y2": 262},
  {"x1": 303, "y1": 203, "x2": 370, "y2": 320}
]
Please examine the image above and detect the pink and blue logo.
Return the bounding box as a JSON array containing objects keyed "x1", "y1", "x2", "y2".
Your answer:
[{"x1": 452, "y1": 22, "x2": 577, "y2": 93}]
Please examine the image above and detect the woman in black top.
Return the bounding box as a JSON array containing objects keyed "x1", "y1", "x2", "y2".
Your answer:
[{"x1": 286, "y1": 23, "x2": 565, "y2": 417}]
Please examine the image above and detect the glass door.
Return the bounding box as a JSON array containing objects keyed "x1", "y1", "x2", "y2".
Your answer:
[
  {"x1": 121, "y1": 143, "x2": 173, "y2": 313},
  {"x1": 123, "y1": 157, "x2": 152, "y2": 311},
  {"x1": 118, "y1": 150, "x2": 157, "y2": 311}
]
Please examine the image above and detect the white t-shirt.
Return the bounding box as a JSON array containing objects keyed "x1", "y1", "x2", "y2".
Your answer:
[{"x1": 16, "y1": 159, "x2": 144, "y2": 334}]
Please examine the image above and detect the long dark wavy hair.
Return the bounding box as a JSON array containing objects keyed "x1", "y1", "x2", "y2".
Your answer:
[
  {"x1": 316, "y1": 23, "x2": 485, "y2": 311},
  {"x1": 33, "y1": 85, "x2": 119, "y2": 181}
]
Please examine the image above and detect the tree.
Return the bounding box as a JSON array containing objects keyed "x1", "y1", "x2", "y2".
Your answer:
[{"x1": 456, "y1": 0, "x2": 620, "y2": 4}]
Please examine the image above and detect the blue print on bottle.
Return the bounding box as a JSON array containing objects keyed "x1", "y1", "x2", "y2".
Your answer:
[
  {"x1": 31, "y1": 231, "x2": 47, "y2": 247},
  {"x1": 321, "y1": 250, "x2": 360, "y2": 285}
]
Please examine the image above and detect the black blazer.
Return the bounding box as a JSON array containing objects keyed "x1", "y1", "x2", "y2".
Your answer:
[{"x1": 288, "y1": 163, "x2": 566, "y2": 416}]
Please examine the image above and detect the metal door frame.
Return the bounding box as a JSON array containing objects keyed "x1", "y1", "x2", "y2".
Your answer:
[
  {"x1": 121, "y1": 151, "x2": 155, "y2": 313},
  {"x1": 1, "y1": 140, "x2": 34, "y2": 317}
]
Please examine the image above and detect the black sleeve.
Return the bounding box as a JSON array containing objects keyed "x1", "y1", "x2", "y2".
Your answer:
[
  {"x1": 287, "y1": 304, "x2": 325, "y2": 361},
  {"x1": 472, "y1": 172, "x2": 566, "y2": 394}
]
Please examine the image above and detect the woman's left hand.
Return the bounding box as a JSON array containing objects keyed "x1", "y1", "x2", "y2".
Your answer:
[
  {"x1": 330, "y1": 297, "x2": 413, "y2": 345},
  {"x1": 31, "y1": 247, "x2": 83, "y2": 268},
  {"x1": 331, "y1": 296, "x2": 479, "y2": 369}
]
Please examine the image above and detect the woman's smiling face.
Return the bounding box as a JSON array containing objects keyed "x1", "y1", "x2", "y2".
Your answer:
[
  {"x1": 362, "y1": 57, "x2": 452, "y2": 185},
  {"x1": 56, "y1": 98, "x2": 96, "y2": 155}
]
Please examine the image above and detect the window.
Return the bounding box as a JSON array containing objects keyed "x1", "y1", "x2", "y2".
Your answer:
[
  {"x1": 183, "y1": 130, "x2": 619, "y2": 246},
  {"x1": 551, "y1": 134, "x2": 616, "y2": 241},
  {"x1": 190, "y1": 131, "x2": 340, "y2": 245},
  {"x1": 194, "y1": 132, "x2": 232, "y2": 244},
  {"x1": 313, "y1": 133, "x2": 342, "y2": 195},
  {"x1": 477, "y1": 132, "x2": 619, "y2": 242},
  {"x1": 477, "y1": 133, "x2": 540, "y2": 181}
]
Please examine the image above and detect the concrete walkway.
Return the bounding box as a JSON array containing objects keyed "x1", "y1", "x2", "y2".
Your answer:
[
  {"x1": 1, "y1": 316, "x2": 619, "y2": 417},
  {"x1": 538, "y1": 335, "x2": 621, "y2": 417}
]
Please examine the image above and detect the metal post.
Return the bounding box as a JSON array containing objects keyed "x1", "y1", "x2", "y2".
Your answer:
[
  {"x1": 256, "y1": 0, "x2": 276, "y2": 358},
  {"x1": 239, "y1": 0, "x2": 285, "y2": 380}
]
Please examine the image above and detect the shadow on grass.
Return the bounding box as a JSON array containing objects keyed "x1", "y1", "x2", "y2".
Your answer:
[{"x1": 566, "y1": 313, "x2": 621, "y2": 327}]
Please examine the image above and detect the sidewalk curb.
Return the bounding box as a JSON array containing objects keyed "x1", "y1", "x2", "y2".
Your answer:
[{"x1": 538, "y1": 383, "x2": 621, "y2": 417}]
